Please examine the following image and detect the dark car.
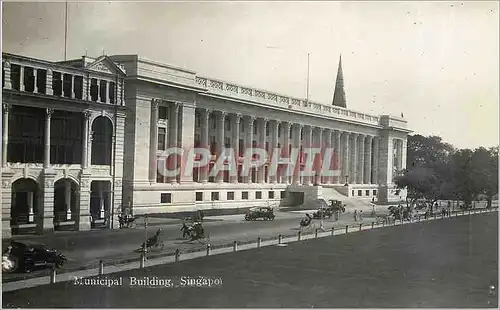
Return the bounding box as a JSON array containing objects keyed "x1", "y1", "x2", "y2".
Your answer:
[
  {"x1": 245, "y1": 207, "x2": 275, "y2": 221},
  {"x1": 312, "y1": 207, "x2": 333, "y2": 219},
  {"x1": 2, "y1": 241, "x2": 67, "y2": 273}
]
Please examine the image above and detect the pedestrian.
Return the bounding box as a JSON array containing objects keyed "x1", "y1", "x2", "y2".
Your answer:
[
  {"x1": 353, "y1": 209, "x2": 358, "y2": 221},
  {"x1": 359, "y1": 210, "x2": 363, "y2": 221}
]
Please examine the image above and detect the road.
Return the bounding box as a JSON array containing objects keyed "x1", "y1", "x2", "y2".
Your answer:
[
  {"x1": 2, "y1": 210, "x2": 369, "y2": 282},
  {"x1": 2, "y1": 212, "x2": 497, "y2": 308}
]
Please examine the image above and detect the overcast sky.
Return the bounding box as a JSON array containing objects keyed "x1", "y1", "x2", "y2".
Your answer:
[{"x1": 2, "y1": 1, "x2": 498, "y2": 149}]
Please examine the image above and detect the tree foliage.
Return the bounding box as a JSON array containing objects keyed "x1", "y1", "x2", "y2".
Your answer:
[{"x1": 396, "y1": 134, "x2": 498, "y2": 208}]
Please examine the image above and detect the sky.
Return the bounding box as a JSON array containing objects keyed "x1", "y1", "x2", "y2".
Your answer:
[{"x1": 2, "y1": 1, "x2": 499, "y2": 149}]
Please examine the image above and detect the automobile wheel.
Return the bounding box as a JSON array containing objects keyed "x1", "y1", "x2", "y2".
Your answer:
[
  {"x1": 245, "y1": 215, "x2": 250, "y2": 221},
  {"x1": 2, "y1": 255, "x2": 17, "y2": 273},
  {"x1": 270, "y1": 216, "x2": 275, "y2": 221},
  {"x1": 24, "y1": 260, "x2": 35, "y2": 273}
]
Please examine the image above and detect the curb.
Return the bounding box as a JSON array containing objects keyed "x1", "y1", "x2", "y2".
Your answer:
[{"x1": 2, "y1": 208, "x2": 496, "y2": 292}]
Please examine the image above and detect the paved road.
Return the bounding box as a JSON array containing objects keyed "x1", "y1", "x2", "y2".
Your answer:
[
  {"x1": 2, "y1": 210, "x2": 370, "y2": 282},
  {"x1": 2, "y1": 212, "x2": 497, "y2": 308}
]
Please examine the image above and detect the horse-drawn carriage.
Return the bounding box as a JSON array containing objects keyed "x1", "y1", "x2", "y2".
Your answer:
[
  {"x1": 180, "y1": 221, "x2": 209, "y2": 243},
  {"x1": 118, "y1": 213, "x2": 136, "y2": 228}
]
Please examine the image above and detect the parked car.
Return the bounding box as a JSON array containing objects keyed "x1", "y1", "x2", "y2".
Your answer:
[
  {"x1": 245, "y1": 207, "x2": 275, "y2": 221},
  {"x1": 312, "y1": 207, "x2": 333, "y2": 219},
  {"x1": 2, "y1": 241, "x2": 67, "y2": 273}
]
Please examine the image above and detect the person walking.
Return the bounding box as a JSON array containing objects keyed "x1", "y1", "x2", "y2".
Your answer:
[
  {"x1": 359, "y1": 210, "x2": 363, "y2": 221},
  {"x1": 353, "y1": 209, "x2": 358, "y2": 221}
]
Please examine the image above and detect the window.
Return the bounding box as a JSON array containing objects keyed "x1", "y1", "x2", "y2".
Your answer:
[
  {"x1": 161, "y1": 193, "x2": 172, "y2": 203},
  {"x1": 225, "y1": 137, "x2": 231, "y2": 148},
  {"x1": 227, "y1": 192, "x2": 234, "y2": 200},
  {"x1": 373, "y1": 190, "x2": 377, "y2": 196},
  {"x1": 158, "y1": 128, "x2": 166, "y2": 151},
  {"x1": 268, "y1": 191, "x2": 274, "y2": 199},
  {"x1": 89, "y1": 78, "x2": 98, "y2": 101},
  {"x1": 280, "y1": 191, "x2": 287, "y2": 199},
  {"x1": 253, "y1": 125, "x2": 257, "y2": 135},
  {"x1": 23, "y1": 67, "x2": 35, "y2": 92},
  {"x1": 358, "y1": 190, "x2": 362, "y2": 196},
  {"x1": 109, "y1": 82, "x2": 115, "y2": 104},
  {"x1": 225, "y1": 119, "x2": 231, "y2": 131},
  {"x1": 10, "y1": 64, "x2": 21, "y2": 90},
  {"x1": 53, "y1": 72, "x2": 63, "y2": 96},
  {"x1": 73, "y1": 75, "x2": 83, "y2": 99},
  {"x1": 242, "y1": 191, "x2": 249, "y2": 200},
  {"x1": 99, "y1": 80, "x2": 107, "y2": 102},
  {"x1": 63, "y1": 74, "x2": 72, "y2": 98},
  {"x1": 158, "y1": 106, "x2": 168, "y2": 120},
  {"x1": 196, "y1": 192, "x2": 203, "y2": 201},
  {"x1": 211, "y1": 192, "x2": 219, "y2": 201},
  {"x1": 256, "y1": 191, "x2": 262, "y2": 199},
  {"x1": 365, "y1": 190, "x2": 370, "y2": 196}
]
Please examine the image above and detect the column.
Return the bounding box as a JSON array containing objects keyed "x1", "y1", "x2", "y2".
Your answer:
[
  {"x1": 270, "y1": 120, "x2": 279, "y2": 184},
  {"x1": 2, "y1": 104, "x2": 9, "y2": 167},
  {"x1": 82, "y1": 110, "x2": 91, "y2": 169},
  {"x1": 401, "y1": 138, "x2": 407, "y2": 170},
  {"x1": 19, "y1": 66, "x2": 25, "y2": 92},
  {"x1": 257, "y1": 118, "x2": 267, "y2": 183},
  {"x1": 149, "y1": 99, "x2": 159, "y2": 183},
  {"x1": 178, "y1": 102, "x2": 196, "y2": 184},
  {"x1": 3, "y1": 61, "x2": 12, "y2": 89},
  {"x1": 341, "y1": 132, "x2": 350, "y2": 185},
  {"x1": 215, "y1": 111, "x2": 226, "y2": 183},
  {"x1": 65, "y1": 179, "x2": 72, "y2": 221},
  {"x1": 396, "y1": 139, "x2": 403, "y2": 171},
  {"x1": 27, "y1": 191, "x2": 34, "y2": 223},
  {"x1": 33, "y1": 68, "x2": 38, "y2": 93},
  {"x1": 72, "y1": 75, "x2": 77, "y2": 98},
  {"x1": 99, "y1": 186, "x2": 105, "y2": 219},
  {"x1": 314, "y1": 127, "x2": 323, "y2": 185},
  {"x1": 292, "y1": 124, "x2": 302, "y2": 185},
  {"x1": 303, "y1": 125, "x2": 313, "y2": 185},
  {"x1": 44, "y1": 108, "x2": 54, "y2": 168},
  {"x1": 46, "y1": 69, "x2": 53, "y2": 96},
  {"x1": 245, "y1": 116, "x2": 255, "y2": 183},
  {"x1": 321, "y1": 129, "x2": 332, "y2": 184},
  {"x1": 230, "y1": 113, "x2": 241, "y2": 183},
  {"x1": 334, "y1": 130, "x2": 341, "y2": 184},
  {"x1": 349, "y1": 134, "x2": 358, "y2": 184},
  {"x1": 372, "y1": 137, "x2": 380, "y2": 184},
  {"x1": 201, "y1": 109, "x2": 211, "y2": 183},
  {"x1": 364, "y1": 136, "x2": 373, "y2": 184},
  {"x1": 167, "y1": 103, "x2": 179, "y2": 183},
  {"x1": 357, "y1": 134, "x2": 365, "y2": 184},
  {"x1": 281, "y1": 122, "x2": 291, "y2": 184}
]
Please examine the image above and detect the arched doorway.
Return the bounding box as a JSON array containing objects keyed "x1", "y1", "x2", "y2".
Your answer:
[
  {"x1": 11, "y1": 178, "x2": 39, "y2": 235},
  {"x1": 91, "y1": 116, "x2": 113, "y2": 165},
  {"x1": 53, "y1": 178, "x2": 78, "y2": 231},
  {"x1": 90, "y1": 181, "x2": 112, "y2": 228}
]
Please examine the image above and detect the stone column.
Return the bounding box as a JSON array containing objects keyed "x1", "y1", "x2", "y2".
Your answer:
[
  {"x1": 65, "y1": 179, "x2": 72, "y2": 220},
  {"x1": 303, "y1": 125, "x2": 313, "y2": 185},
  {"x1": 396, "y1": 139, "x2": 403, "y2": 171},
  {"x1": 99, "y1": 186, "x2": 105, "y2": 219},
  {"x1": 201, "y1": 109, "x2": 211, "y2": 183},
  {"x1": 19, "y1": 66, "x2": 25, "y2": 92},
  {"x1": 322, "y1": 129, "x2": 332, "y2": 184},
  {"x1": 178, "y1": 103, "x2": 196, "y2": 184},
  {"x1": 149, "y1": 99, "x2": 160, "y2": 183},
  {"x1": 167, "y1": 102, "x2": 179, "y2": 183},
  {"x1": 27, "y1": 191, "x2": 35, "y2": 223},
  {"x1": 292, "y1": 124, "x2": 302, "y2": 185},
  {"x1": 334, "y1": 130, "x2": 341, "y2": 184},
  {"x1": 77, "y1": 179, "x2": 91, "y2": 231},
  {"x1": 44, "y1": 108, "x2": 54, "y2": 168},
  {"x1": 281, "y1": 122, "x2": 291, "y2": 184},
  {"x1": 357, "y1": 134, "x2": 365, "y2": 184},
  {"x1": 215, "y1": 111, "x2": 226, "y2": 183},
  {"x1": 245, "y1": 116, "x2": 255, "y2": 183},
  {"x1": 46, "y1": 69, "x2": 53, "y2": 96},
  {"x1": 40, "y1": 176, "x2": 55, "y2": 234},
  {"x1": 257, "y1": 118, "x2": 267, "y2": 183},
  {"x1": 33, "y1": 68, "x2": 38, "y2": 93},
  {"x1": 314, "y1": 127, "x2": 323, "y2": 185},
  {"x1": 270, "y1": 120, "x2": 279, "y2": 184},
  {"x1": 82, "y1": 110, "x2": 91, "y2": 169},
  {"x1": 2, "y1": 104, "x2": 10, "y2": 167},
  {"x1": 364, "y1": 136, "x2": 373, "y2": 184},
  {"x1": 372, "y1": 137, "x2": 380, "y2": 184},
  {"x1": 349, "y1": 134, "x2": 358, "y2": 184},
  {"x1": 401, "y1": 138, "x2": 407, "y2": 170},
  {"x1": 230, "y1": 113, "x2": 241, "y2": 183},
  {"x1": 341, "y1": 132, "x2": 350, "y2": 185},
  {"x1": 3, "y1": 61, "x2": 12, "y2": 89}
]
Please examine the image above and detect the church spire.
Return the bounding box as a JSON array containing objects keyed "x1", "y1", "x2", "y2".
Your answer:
[{"x1": 332, "y1": 54, "x2": 347, "y2": 108}]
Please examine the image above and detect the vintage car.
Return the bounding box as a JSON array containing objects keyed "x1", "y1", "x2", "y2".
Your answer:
[
  {"x1": 245, "y1": 207, "x2": 275, "y2": 221},
  {"x1": 2, "y1": 241, "x2": 67, "y2": 273},
  {"x1": 312, "y1": 207, "x2": 333, "y2": 219}
]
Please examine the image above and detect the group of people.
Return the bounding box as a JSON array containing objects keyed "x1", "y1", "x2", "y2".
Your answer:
[{"x1": 353, "y1": 209, "x2": 364, "y2": 221}]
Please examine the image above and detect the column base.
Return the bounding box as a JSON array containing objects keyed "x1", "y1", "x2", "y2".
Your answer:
[
  {"x1": 37, "y1": 217, "x2": 55, "y2": 235},
  {"x1": 77, "y1": 213, "x2": 91, "y2": 231}
]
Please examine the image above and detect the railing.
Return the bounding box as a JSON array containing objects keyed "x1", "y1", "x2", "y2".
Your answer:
[
  {"x1": 5, "y1": 207, "x2": 497, "y2": 289},
  {"x1": 195, "y1": 76, "x2": 383, "y2": 126}
]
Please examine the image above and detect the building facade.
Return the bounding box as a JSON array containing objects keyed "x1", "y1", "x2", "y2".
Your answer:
[
  {"x1": 108, "y1": 54, "x2": 410, "y2": 216},
  {"x1": 1, "y1": 53, "x2": 126, "y2": 238}
]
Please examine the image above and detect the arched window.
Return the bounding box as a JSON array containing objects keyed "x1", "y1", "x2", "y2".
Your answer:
[{"x1": 91, "y1": 116, "x2": 113, "y2": 165}]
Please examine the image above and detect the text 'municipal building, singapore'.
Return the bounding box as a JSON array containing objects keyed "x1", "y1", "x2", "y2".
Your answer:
[{"x1": 1, "y1": 52, "x2": 410, "y2": 237}]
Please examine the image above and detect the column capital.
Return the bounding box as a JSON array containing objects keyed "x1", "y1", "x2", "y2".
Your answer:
[
  {"x1": 46, "y1": 108, "x2": 54, "y2": 118},
  {"x1": 83, "y1": 109, "x2": 92, "y2": 120},
  {"x1": 234, "y1": 113, "x2": 242, "y2": 123},
  {"x1": 246, "y1": 115, "x2": 256, "y2": 123},
  {"x1": 3, "y1": 103, "x2": 11, "y2": 113},
  {"x1": 152, "y1": 98, "x2": 161, "y2": 110},
  {"x1": 259, "y1": 117, "x2": 268, "y2": 123},
  {"x1": 171, "y1": 102, "x2": 180, "y2": 112},
  {"x1": 366, "y1": 135, "x2": 374, "y2": 141}
]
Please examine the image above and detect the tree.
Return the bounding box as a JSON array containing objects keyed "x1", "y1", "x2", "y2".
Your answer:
[
  {"x1": 407, "y1": 135, "x2": 455, "y2": 169},
  {"x1": 471, "y1": 147, "x2": 499, "y2": 207}
]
